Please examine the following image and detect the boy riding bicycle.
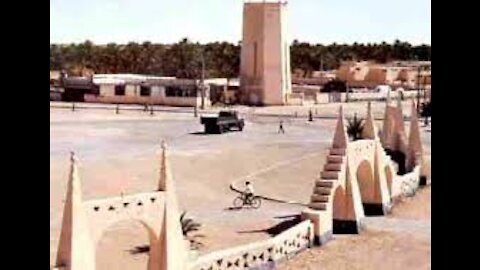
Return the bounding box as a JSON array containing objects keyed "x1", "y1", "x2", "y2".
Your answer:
[{"x1": 244, "y1": 181, "x2": 255, "y2": 203}]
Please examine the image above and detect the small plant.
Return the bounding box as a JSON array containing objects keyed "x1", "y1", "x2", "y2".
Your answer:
[
  {"x1": 347, "y1": 113, "x2": 364, "y2": 141},
  {"x1": 180, "y1": 211, "x2": 205, "y2": 250},
  {"x1": 130, "y1": 211, "x2": 204, "y2": 255},
  {"x1": 420, "y1": 101, "x2": 431, "y2": 117}
]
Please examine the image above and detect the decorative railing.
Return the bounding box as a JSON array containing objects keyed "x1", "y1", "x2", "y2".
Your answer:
[
  {"x1": 189, "y1": 220, "x2": 313, "y2": 270},
  {"x1": 392, "y1": 166, "x2": 421, "y2": 198}
]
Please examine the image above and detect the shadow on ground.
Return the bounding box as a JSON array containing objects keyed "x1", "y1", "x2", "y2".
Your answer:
[{"x1": 236, "y1": 215, "x2": 301, "y2": 236}]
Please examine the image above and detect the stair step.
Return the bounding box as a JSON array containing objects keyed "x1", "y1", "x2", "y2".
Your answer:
[
  {"x1": 324, "y1": 163, "x2": 342, "y2": 171},
  {"x1": 321, "y1": 171, "x2": 339, "y2": 179},
  {"x1": 313, "y1": 187, "x2": 332, "y2": 195},
  {"x1": 310, "y1": 194, "x2": 329, "y2": 203},
  {"x1": 315, "y1": 179, "x2": 335, "y2": 188},
  {"x1": 309, "y1": 202, "x2": 327, "y2": 210},
  {"x1": 327, "y1": 155, "x2": 344, "y2": 164},
  {"x1": 330, "y1": 148, "x2": 346, "y2": 155}
]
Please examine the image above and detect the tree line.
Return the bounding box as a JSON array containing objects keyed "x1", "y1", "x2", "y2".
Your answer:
[{"x1": 50, "y1": 39, "x2": 431, "y2": 79}]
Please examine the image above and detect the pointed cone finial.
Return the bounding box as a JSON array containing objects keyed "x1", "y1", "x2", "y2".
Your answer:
[
  {"x1": 395, "y1": 96, "x2": 406, "y2": 135},
  {"x1": 56, "y1": 151, "x2": 93, "y2": 269},
  {"x1": 332, "y1": 105, "x2": 348, "y2": 148},
  {"x1": 362, "y1": 101, "x2": 378, "y2": 140},
  {"x1": 410, "y1": 99, "x2": 418, "y2": 121},
  {"x1": 161, "y1": 140, "x2": 167, "y2": 151},
  {"x1": 407, "y1": 99, "x2": 423, "y2": 170},
  {"x1": 396, "y1": 94, "x2": 402, "y2": 107},
  {"x1": 158, "y1": 140, "x2": 168, "y2": 191},
  {"x1": 68, "y1": 151, "x2": 80, "y2": 190}
]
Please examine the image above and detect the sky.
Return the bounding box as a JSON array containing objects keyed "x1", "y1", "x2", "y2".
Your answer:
[{"x1": 50, "y1": 0, "x2": 431, "y2": 45}]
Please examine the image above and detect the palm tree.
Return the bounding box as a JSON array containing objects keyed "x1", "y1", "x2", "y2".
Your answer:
[
  {"x1": 347, "y1": 113, "x2": 364, "y2": 141},
  {"x1": 180, "y1": 211, "x2": 204, "y2": 250},
  {"x1": 130, "y1": 211, "x2": 204, "y2": 255}
]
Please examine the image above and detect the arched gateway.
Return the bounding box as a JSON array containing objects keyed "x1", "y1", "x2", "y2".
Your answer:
[
  {"x1": 53, "y1": 142, "x2": 188, "y2": 270},
  {"x1": 303, "y1": 100, "x2": 424, "y2": 245}
]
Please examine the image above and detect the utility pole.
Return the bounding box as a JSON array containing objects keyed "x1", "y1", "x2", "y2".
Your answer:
[
  {"x1": 320, "y1": 55, "x2": 324, "y2": 71},
  {"x1": 345, "y1": 82, "x2": 350, "y2": 103},
  {"x1": 416, "y1": 65, "x2": 421, "y2": 112},
  {"x1": 200, "y1": 52, "x2": 205, "y2": 110}
]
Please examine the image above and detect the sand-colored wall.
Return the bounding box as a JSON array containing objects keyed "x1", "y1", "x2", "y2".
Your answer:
[
  {"x1": 189, "y1": 220, "x2": 313, "y2": 270},
  {"x1": 83, "y1": 192, "x2": 165, "y2": 244}
]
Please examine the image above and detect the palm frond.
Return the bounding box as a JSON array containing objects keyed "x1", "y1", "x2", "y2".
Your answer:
[{"x1": 347, "y1": 113, "x2": 365, "y2": 141}]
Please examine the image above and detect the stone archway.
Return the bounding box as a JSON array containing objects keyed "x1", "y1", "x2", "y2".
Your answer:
[
  {"x1": 95, "y1": 219, "x2": 160, "y2": 270},
  {"x1": 356, "y1": 160, "x2": 381, "y2": 215},
  {"x1": 54, "y1": 144, "x2": 188, "y2": 270},
  {"x1": 332, "y1": 185, "x2": 358, "y2": 234}
]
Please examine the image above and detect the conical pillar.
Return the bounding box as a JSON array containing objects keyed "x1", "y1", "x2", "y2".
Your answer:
[
  {"x1": 362, "y1": 102, "x2": 378, "y2": 140},
  {"x1": 396, "y1": 96, "x2": 405, "y2": 134},
  {"x1": 158, "y1": 140, "x2": 169, "y2": 191},
  {"x1": 332, "y1": 106, "x2": 349, "y2": 149},
  {"x1": 407, "y1": 100, "x2": 423, "y2": 172},
  {"x1": 372, "y1": 143, "x2": 393, "y2": 214},
  {"x1": 55, "y1": 152, "x2": 94, "y2": 270},
  {"x1": 381, "y1": 99, "x2": 393, "y2": 148},
  {"x1": 157, "y1": 142, "x2": 188, "y2": 270}
]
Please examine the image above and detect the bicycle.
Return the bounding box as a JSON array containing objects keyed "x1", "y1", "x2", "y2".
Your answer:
[{"x1": 233, "y1": 193, "x2": 262, "y2": 209}]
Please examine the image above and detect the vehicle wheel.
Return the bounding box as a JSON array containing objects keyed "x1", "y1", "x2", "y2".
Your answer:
[
  {"x1": 233, "y1": 197, "x2": 244, "y2": 208},
  {"x1": 239, "y1": 124, "x2": 244, "y2": 131},
  {"x1": 218, "y1": 125, "x2": 224, "y2": 134},
  {"x1": 251, "y1": 197, "x2": 261, "y2": 209}
]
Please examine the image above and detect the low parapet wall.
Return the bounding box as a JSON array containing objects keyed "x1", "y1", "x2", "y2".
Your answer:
[
  {"x1": 287, "y1": 90, "x2": 419, "y2": 105},
  {"x1": 347, "y1": 90, "x2": 418, "y2": 102},
  {"x1": 391, "y1": 166, "x2": 421, "y2": 198},
  {"x1": 189, "y1": 220, "x2": 313, "y2": 270}
]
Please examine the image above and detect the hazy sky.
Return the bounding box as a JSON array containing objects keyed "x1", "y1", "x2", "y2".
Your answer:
[{"x1": 50, "y1": 0, "x2": 431, "y2": 45}]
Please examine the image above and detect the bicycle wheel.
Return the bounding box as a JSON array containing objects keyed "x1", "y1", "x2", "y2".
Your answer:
[
  {"x1": 233, "y1": 196, "x2": 244, "y2": 208},
  {"x1": 251, "y1": 197, "x2": 262, "y2": 209}
]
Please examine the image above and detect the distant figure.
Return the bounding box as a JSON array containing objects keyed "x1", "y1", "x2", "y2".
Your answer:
[
  {"x1": 308, "y1": 110, "x2": 313, "y2": 122},
  {"x1": 244, "y1": 181, "x2": 255, "y2": 202},
  {"x1": 278, "y1": 120, "x2": 285, "y2": 134}
]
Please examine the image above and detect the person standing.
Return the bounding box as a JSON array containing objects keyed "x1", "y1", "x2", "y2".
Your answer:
[{"x1": 278, "y1": 120, "x2": 285, "y2": 134}]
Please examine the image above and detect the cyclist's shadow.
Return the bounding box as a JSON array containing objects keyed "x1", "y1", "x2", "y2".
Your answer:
[{"x1": 225, "y1": 206, "x2": 243, "y2": 211}]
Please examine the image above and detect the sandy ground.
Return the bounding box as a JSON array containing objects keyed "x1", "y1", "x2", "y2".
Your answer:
[
  {"x1": 278, "y1": 186, "x2": 431, "y2": 270},
  {"x1": 50, "y1": 101, "x2": 431, "y2": 269},
  {"x1": 277, "y1": 229, "x2": 430, "y2": 270}
]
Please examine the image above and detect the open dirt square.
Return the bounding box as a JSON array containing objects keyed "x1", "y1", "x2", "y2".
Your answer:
[{"x1": 50, "y1": 101, "x2": 431, "y2": 269}]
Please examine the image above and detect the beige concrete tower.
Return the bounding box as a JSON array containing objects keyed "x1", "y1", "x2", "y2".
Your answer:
[{"x1": 240, "y1": 0, "x2": 292, "y2": 105}]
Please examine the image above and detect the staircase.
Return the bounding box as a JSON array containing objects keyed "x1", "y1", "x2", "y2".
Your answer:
[{"x1": 309, "y1": 147, "x2": 346, "y2": 211}]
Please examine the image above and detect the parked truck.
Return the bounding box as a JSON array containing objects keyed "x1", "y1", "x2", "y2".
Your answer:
[{"x1": 200, "y1": 110, "x2": 245, "y2": 134}]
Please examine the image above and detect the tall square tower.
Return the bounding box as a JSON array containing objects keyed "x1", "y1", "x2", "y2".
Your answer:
[{"x1": 239, "y1": 0, "x2": 292, "y2": 106}]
